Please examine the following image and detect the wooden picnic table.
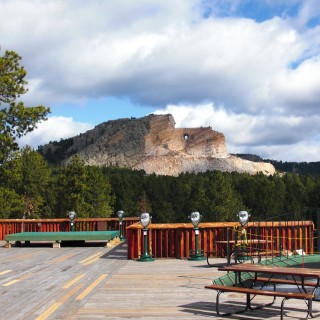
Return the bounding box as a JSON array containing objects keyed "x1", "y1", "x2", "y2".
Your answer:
[
  {"x1": 206, "y1": 263, "x2": 320, "y2": 319},
  {"x1": 213, "y1": 239, "x2": 272, "y2": 264},
  {"x1": 219, "y1": 263, "x2": 320, "y2": 290}
]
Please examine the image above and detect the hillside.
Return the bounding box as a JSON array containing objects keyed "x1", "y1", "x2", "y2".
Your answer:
[
  {"x1": 235, "y1": 153, "x2": 320, "y2": 175},
  {"x1": 38, "y1": 114, "x2": 276, "y2": 176}
]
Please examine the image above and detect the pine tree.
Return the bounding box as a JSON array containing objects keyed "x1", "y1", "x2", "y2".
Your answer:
[{"x1": 0, "y1": 50, "x2": 50, "y2": 165}]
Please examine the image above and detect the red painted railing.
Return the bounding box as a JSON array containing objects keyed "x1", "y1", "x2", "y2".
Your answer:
[
  {"x1": 0, "y1": 218, "x2": 139, "y2": 241},
  {"x1": 1, "y1": 218, "x2": 314, "y2": 260},
  {"x1": 126, "y1": 221, "x2": 315, "y2": 259}
]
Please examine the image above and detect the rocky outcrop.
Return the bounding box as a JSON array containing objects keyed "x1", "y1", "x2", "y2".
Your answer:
[
  {"x1": 133, "y1": 154, "x2": 275, "y2": 176},
  {"x1": 39, "y1": 114, "x2": 275, "y2": 176}
]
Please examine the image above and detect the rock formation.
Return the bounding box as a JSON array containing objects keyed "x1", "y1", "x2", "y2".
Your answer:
[{"x1": 39, "y1": 114, "x2": 276, "y2": 176}]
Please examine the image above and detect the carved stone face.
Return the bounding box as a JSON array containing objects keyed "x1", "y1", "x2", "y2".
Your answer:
[{"x1": 237, "y1": 211, "x2": 250, "y2": 226}]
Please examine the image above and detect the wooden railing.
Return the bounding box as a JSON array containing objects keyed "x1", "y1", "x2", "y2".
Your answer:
[
  {"x1": 0, "y1": 217, "x2": 139, "y2": 241},
  {"x1": 126, "y1": 221, "x2": 315, "y2": 259},
  {"x1": 1, "y1": 218, "x2": 314, "y2": 260}
]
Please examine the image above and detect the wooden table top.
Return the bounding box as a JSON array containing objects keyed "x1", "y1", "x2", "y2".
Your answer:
[
  {"x1": 218, "y1": 264, "x2": 320, "y2": 278},
  {"x1": 5, "y1": 231, "x2": 120, "y2": 241}
]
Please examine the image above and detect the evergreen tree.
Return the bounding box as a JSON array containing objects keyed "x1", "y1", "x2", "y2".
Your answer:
[
  {"x1": 0, "y1": 187, "x2": 24, "y2": 218},
  {"x1": 19, "y1": 147, "x2": 50, "y2": 217},
  {"x1": 105, "y1": 167, "x2": 144, "y2": 215},
  {"x1": 0, "y1": 146, "x2": 51, "y2": 218},
  {"x1": 0, "y1": 50, "x2": 50, "y2": 165},
  {"x1": 191, "y1": 171, "x2": 244, "y2": 222},
  {"x1": 283, "y1": 173, "x2": 307, "y2": 216},
  {"x1": 55, "y1": 156, "x2": 88, "y2": 217},
  {"x1": 138, "y1": 191, "x2": 151, "y2": 214},
  {"x1": 85, "y1": 166, "x2": 114, "y2": 217},
  {"x1": 169, "y1": 174, "x2": 192, "y2": 222}
]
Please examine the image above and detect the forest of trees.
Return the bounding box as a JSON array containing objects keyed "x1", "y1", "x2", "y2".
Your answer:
[
  {"x1": 0, "y1": 150, "x2": 114, "y2": 219},
  {"x1": 0, "y1": 147, "x2": 319, "y2": 223},
  {"x1": 99, "y1": 166, "x2": 320, "y2": 222}
]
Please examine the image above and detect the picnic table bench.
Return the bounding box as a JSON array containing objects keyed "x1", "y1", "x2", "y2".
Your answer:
[
  {"x1": 205, "y1": 264, "x2": 320, "y2": 319},
  {"x1": 205, "y1": 284, "x2": 314, "y2": 319}
]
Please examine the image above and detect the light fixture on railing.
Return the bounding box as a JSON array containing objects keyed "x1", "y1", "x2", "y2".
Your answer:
[
  {"x1": 116, "y1": 210, "x2": 126, "y2": 241},
  {"x1": 188, "y1": 211, "x2": 205, "y2": 261},
  {"x1": 68, "y1": 211, "x2": 76, "y2": 232},
  {"x1": 138, "y1": 212, "x2": 154, "y2": 262},
  {"x1": 190, "y1": 211, "x2": 201, "y2": 228},
  {"x1": 237, "y1": 210, "x2": 250, "y2": 226}
]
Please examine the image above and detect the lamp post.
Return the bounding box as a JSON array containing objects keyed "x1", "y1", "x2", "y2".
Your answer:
[
  {"x1": 68, "y1": 211, "x2": 76, "y2": 232},
  {"x1": 189, "y1": 211, "x2": 205, "y2": 261},
  {"x1": 117, "y1": 210, "x2": 126, "y2": 241},
  {"x1": 138, "y1": 212, "x2": 154, "y2": 262}
]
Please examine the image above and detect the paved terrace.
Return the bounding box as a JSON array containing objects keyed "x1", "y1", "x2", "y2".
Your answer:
[{"x1": 0, "y1": 241, "x2": 320, "y2": 320}]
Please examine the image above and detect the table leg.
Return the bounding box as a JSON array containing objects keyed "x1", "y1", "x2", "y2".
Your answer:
[{"x1": 227, "y1": 228, "x2": 231, "y2": 265}]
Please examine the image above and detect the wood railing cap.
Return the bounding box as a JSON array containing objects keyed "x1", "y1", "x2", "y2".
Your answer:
[
  {"x1": 126, "y1": 220, "x2": 314, "y2": 229},
  {"x1": 0, "y1": 217, "x2": 140, "y2": 223},
  {"x1": 0, "y1": 218, "x2": 313, "y2": 228}
]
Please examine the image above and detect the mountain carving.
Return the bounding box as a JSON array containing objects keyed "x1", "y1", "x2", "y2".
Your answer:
[{"x1": 39, "y1": 114, "x2": 275, "y2": 176}]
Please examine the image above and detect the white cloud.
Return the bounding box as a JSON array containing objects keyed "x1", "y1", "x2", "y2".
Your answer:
[
  {"x1": 289, "y1": 0, "x2": 320, "y2": 29},
  {"x1": 273, "y1": 57, "x2": 320, "y2": 115},
  {"x1": 18, "y1": 116, "x2": 93, "y2": 149},
  {"x1": 1, "y1": 0, "x2": 320, "y2": 161},
  {"x1": 0, "y1": 1, "x2": 307, "y2": 111}
]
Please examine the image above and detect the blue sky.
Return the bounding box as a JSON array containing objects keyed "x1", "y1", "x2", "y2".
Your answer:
[
  {"x1": 1, "y1": 0, "x2": 320, "y2": 162},
  {"x1": 55, "y1": 97, "x2": 154, "y2": 125}
]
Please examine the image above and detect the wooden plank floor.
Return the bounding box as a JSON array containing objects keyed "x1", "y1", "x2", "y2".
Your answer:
[{"x1": 1, "y1": 241, "x2": 320, "y2": 320}]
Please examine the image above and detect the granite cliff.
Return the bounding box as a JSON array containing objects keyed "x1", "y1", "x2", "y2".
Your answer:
[{"x1": 39, "y1": 114, "x2": 276, "y2": 176}]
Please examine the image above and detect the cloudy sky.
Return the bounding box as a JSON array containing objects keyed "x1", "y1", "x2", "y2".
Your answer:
[{"x1": 1, "y1": 0, "x2": 320, "y2": 162}]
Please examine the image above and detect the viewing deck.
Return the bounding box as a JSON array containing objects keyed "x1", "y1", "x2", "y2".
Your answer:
[{"x1": 0, "y1": 240, "x2": 319, "y2": 319}]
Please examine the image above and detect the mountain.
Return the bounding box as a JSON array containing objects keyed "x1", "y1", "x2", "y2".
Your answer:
[{"x1": 38, "y1": 114, "x2": 275, "y2": 176}]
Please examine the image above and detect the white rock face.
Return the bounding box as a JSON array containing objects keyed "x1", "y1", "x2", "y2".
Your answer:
[{"x1": 133, "y1": 155, "x2": 275, "y2": 176}]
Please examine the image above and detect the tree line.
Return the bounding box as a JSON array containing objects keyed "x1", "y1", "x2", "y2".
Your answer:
[
  {"x1": 104, "y1": 166, "x2": 320, "y2": 222},
  {"x1": 1, "y1": 149, "x2": 320, "y2": 222}
]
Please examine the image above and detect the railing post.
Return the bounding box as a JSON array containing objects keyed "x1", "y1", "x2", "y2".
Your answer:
[{"x1": 317, "y1": 209, "x2": 320, "y2": 254}]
